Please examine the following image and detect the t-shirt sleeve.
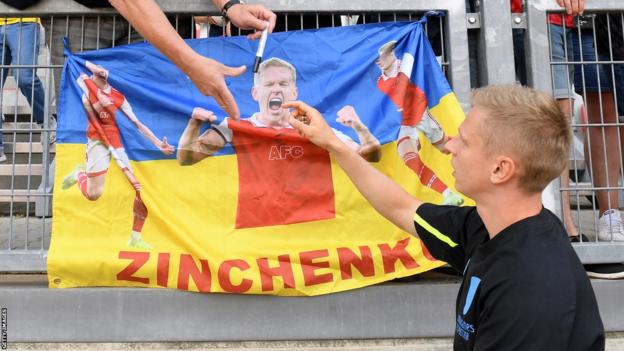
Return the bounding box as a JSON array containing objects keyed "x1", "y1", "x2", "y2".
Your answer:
[
  {"x1": 413, "y1": 203, "x2": 482, "y2": 272},
  {"x1": 212, "y1": 118, "x2": 233, "y2": 143}
]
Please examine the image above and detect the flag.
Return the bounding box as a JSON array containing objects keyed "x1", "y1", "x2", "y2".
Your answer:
[{"x1": 48, "y1": 18, "x2": 468, "y2": 296}]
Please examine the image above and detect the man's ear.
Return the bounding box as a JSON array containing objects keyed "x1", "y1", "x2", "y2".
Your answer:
[
  {"x1": 251, "y1": 86, "x2": 258, "y2": 102},
  {"x1": 490, "y1": 155, "x2": 517, "y2": 185}
]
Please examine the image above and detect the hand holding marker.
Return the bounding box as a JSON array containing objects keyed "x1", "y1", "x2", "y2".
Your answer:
[{"x1": 253, "y1": 22, "x2": 270, "y2": 73}]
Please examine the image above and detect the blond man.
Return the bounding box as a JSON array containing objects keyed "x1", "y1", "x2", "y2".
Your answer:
[{"x1": 286, "y1": 85, "x2": 604, "y2": 350}]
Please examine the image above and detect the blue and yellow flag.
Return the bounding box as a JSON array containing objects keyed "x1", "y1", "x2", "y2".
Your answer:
[{"x1": 48, "y1": 19, "x2": 467, "y2": 296}]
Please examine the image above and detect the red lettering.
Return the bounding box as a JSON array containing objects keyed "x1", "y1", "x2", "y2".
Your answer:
[
  {"x1": 157, "y1": 252, "x2": 170, "y2": 287},
  {"x1": 257, "y1": 255, "x2": 295, "y2": 292},
  {"x1": 378, "y1": 237, "x2": 419, "y2": 273},
  {"x1": 337, "y1": 246, "x2": 375, "y2": 280},
  {"x1": 300, "y1": 249, "x2": 333, "y2": 286},
  {"x1": 177, "y1": 254, "x2": 212, "y2": 292},
  {"x1": 117, "y1": 251, "x2": 150, "y2": 284},
  {"x1": 218, "y1": 259, "x2": 253, "y2": 293}
]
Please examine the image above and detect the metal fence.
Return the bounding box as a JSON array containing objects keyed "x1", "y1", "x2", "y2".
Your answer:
[
  {"x1": 0, "y1": 0, "x2": 470, "y2": 272},
  {"x1": 525, "y1": 0, "x2": 624, "y2": 263},
  {"x1": 2, "y1": 0, "x2": 623, "y2": 271}
]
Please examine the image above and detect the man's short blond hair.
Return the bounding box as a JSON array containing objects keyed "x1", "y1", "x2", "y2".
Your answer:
[
  {"x1": 471, "y1": 85, "x2": 571, "y2": 194},
  {"x1": 254, "y1": 57, "x2": 297, "y2": 86},
  {"x1": 378, "y1": 41, "x2": 397, "y2": 56}
]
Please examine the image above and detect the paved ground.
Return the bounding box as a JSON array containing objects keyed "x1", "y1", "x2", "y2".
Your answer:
[{"x1": 4, "y1": 334, "x2": 624, "y2": 350}]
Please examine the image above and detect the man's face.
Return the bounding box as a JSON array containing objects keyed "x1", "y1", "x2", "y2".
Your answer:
[
  {"x1": 375, "y1": 51, "x2": 396, "y2": 72},
  {"x1": 444, "y1": 107, "x2": 494, "y2": 198},
  {"x1": 253, "y1": 66, "x2": 298, "y2": 122}
]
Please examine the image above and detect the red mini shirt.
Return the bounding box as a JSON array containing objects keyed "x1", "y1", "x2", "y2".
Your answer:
[
  {"x1": 84, "y1": 78, "x2": 126, "y2": 148},
  {"x1": 227, "y1": 119, "x2": 336, "y2": 229}
]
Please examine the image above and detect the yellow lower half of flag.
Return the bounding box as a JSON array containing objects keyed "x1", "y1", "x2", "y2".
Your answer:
[{"x1": 48, "y1": 139, "x2": 466, "y2": 296}]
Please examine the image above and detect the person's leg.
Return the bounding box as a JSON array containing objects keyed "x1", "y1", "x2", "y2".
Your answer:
[
  {"x1": 396, "y1": 132, "x2": 462, "y2": 206},
  {"x1": 586, "y1": 92, "x2": 624, "y2": 242},
  {"x1": 115, "y1": 149, "x2": 152, "y2": 249},
  {"x1": 616, "y1": 66, "x2": 624, "y2": 195},
  {"x1": 574, "y1": 29, "x2": 624, "y2": 241},
  {"x1": 513, "y1": 28, "x2": 527, "y2": 85},
  {"x1": 0, "y1": 24, "x2": 12, "y2": 162},
  {"x1": 7, "y1": 23, "x2": 46, "y2": 125},
  {"x1": 550, "y1": 23, "x2": 580, "y2": 237},
  {"x1": 62, "y1": 139, "x2": 108, "y2": 200},
  {"x1": 558, "y1": 99, "x2": 580, "y2": 237}
]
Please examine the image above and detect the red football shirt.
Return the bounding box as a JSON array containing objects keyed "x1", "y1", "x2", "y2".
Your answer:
[
  {"x1": 377, "y1": 71, "x2": 428, "y2": 127},
  {"x1": 226, "y1": 118, "x2": 336, "y2": 229},
  {"x1": 84, "y1": 78, "x2": 126, "y2": 148}
]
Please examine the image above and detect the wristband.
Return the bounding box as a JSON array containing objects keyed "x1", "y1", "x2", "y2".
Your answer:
[{"x1": 221, "y1": 0, "x2": 242, "y2": 20}]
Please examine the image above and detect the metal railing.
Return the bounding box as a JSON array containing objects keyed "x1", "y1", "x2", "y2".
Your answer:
[
  {"x1": 0, "y1": 0, "x2": 471, "y2": 272},
  {"x1": 7, "y1": 0, "x2": 624, "y2": 270},
  {"x1": 526, "y1": 0, "x2": 624, "y2": 263}
]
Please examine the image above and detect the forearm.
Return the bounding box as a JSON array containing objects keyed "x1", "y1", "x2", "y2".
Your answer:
[
  {"x1": 328, "y1": 140, "x2": 421, "y2": 236},
  {"x1": 353, "y1": 122, "x2": 381, "y2": 162},
  {"x1": 137, "y1": 123, "x2": 162, "y2": 147},
  {"x1": 177, "y1": 120, "x2": 220, "y2": 164},
  {"x1": 109, "y1": 0, "x2": 200, "y2": 75},
  {"x1": 211, "y1": 0, "x2": 228, "y2": 8}
]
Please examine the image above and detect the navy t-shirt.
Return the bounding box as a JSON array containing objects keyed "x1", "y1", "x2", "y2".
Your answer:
[{"x1": 414, "y1": 204, "x2": 605, "y2": 350}]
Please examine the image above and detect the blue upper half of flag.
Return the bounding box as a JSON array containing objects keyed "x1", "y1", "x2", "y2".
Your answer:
[{"x1": 58, "y1": 19, "x2": 453, "y2": 161}]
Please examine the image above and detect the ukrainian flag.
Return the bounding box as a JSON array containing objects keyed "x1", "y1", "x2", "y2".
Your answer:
[{"x1": 48, "y1": 18, "x2": 467, "y2": 296}]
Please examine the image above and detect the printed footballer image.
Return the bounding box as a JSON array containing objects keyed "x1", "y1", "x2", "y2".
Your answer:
[
  {"x1": 61, "y1": 61, "x2": 174, "y2": 249},
  {"x1": 176, "y1": 57, "x2": 382, "y2": 229},
  {"x1": 375, "y1": 40, "x2": 463, "y2": 206}
]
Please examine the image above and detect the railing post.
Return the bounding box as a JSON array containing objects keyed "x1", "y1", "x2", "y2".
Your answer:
[{"x1": 478, "y1": 0, "x2": 517, "y2": 85}]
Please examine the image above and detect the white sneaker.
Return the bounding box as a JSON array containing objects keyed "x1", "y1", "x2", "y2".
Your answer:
[
  {"x1": 48, "y1": 117, "x2": 57, "y2": 144},
  {"x1": 597, "y1": 209, "x2": 624, "y2": 242},
  {"x1": 0, "y1": 150, "x2": 6, "y2": 163}
]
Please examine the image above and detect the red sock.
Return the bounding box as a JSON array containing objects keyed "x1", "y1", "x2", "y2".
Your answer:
[
  {"x1": 403, "y1": 152, "x2": 448, "y2": 194},
  {"x1": 132, "y1": 192, "x2": 148, "y2": 232},
  {"x1": 77, "y1": 171, "x2": 89, "y2": 198}
]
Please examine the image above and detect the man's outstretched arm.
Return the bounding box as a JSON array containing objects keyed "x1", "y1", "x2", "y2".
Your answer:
[
  {"x1": 177, "y1": 108, "x2": 226, "y2": 165},
  {"x1": 108, "y1": 0, "x2": 276, "y2": 120},
  {"x1": 119, "y1": 100, "x2": 174, "y2": 155},
  {"x1": 336, "y1": 105, "x2": 381, "y2": 162},
  {"x1": 285, "y1": 101, "x2": 422, "y2": 236}
]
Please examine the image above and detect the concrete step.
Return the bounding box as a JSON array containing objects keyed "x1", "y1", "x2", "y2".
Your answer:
[
  {"x1": 1, "y1": 142, "x2": 56, "y2": 163},
  {"x1": 0, "y1": 176, "x2": 44, "y2": 193},
  {"x1": 3, "y1": 142, "x2": 56, "y2": 154},
  {"x1": 0, "y1": 164, "x2": 43, "y2": 176},
  {"x1": 0, "y1": 189, "x2": 49, "y2": 203}
]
